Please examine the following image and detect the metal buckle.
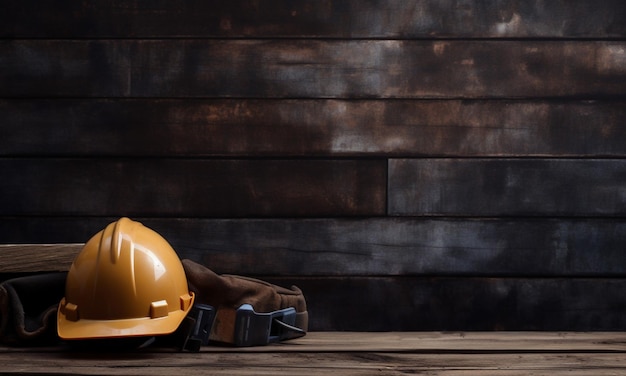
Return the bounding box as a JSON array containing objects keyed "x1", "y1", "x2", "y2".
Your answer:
[{"x1": 233, "y1": 304, "x2": 306, "y2": 347}]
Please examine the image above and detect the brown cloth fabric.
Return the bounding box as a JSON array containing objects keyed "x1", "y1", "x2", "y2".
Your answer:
[
  {"x1": 0, "y1": 273, "x2": 67, "y2": 345},
  {"x1": 182, "y1": 259, "x2": 308, "y2": 333}
]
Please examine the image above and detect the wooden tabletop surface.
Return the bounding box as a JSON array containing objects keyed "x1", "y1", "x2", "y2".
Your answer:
[{"x1": 2, "y1": 332, "x2": 626, "y2": 375}]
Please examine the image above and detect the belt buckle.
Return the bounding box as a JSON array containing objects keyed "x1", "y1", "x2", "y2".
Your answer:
[{"x1": 234, "y1": 304, "x2": 303, "y2": 346}]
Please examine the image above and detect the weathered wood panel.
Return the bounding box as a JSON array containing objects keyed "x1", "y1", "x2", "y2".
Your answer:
[
  {"x1": 267, "y1": 276, "x2": 626, "y2": 331},
  {"x1": 3, "y1": 40, "x2": 626, "y2": 98},
  {"x1": 4, "y1": 333, "x2": 626, "y2": 376},
  {"x1": 389, "y1": 159, "x2": 626, "y2": 216},
  {"x1": 3, "y1": 218, "x2": 626, "y2": 277},
  {"x1": 0, "y1": 159, "x2": 386, "y2": 217},
  {"x1": 3, "y1": 99, "x2": 626, "y2": 157},
  {"x1": 0, "y1": 244, "x2": 81, "y2": 273},
  {"x1": 2, "y1": 352, "x2": 626, "y2": 376},
  {"x1": 0, "y1": 267, "x2": 623, "y2": 331},
  {"x1": 2, "y1": 0, "x2": 625, "y2": 38},
  {"x1": 7, "y1": 332, "x2": 626, "y2": 352},
  {"x1": 2, "y1": 0, "x2": 625, "y2": 335}
]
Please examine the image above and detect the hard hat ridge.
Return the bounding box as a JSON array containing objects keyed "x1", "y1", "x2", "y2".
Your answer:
[{"x1": 105, "y1": 216, "x2": 132, "y2": 264}]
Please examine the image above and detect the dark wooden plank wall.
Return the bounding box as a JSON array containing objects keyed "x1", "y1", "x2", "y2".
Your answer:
[{"x1": 1, "y1": 0, "x2": 626, "y2": 331}]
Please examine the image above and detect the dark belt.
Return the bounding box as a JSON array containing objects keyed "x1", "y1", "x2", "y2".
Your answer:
[{"x1": 180, "y1": 303, "x2": 306, "y2": 351}]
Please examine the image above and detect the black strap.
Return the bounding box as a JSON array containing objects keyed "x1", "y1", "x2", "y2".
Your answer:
[{"x1": 272, "y1": 317, "x2": 307, "y2": 341}]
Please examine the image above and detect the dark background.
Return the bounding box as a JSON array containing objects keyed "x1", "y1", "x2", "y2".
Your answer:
[{"x1": 2, "y1": 0, "x2": 626, "y2": 331}]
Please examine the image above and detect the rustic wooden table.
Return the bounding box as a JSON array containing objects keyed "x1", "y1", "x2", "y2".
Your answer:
[{"x1": 2, "y1": 332, "x2": 626, "y2": 375}]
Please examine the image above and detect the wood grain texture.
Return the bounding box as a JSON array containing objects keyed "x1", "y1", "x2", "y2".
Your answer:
[
  {"x1": 1, "y1": 264, "x2": 624, "y2": 330},
  {"x1": 3, "y1": 0, "x2": 626, "y2": 335},
  {"x1": 389, "y1": 158, "x2": 626, "y2": 216},
  {"x1": 2, "y1": 0, "x2": 625, "y2": 38},
  {"x1": 0, "y1": 353, "x2": 625, "y2": 376},
  {"x1": 0, "y1": 159, "x2": 386, "y2": 217},
  {"x1": 3, "y1": 218, "x2": 626, "y2": 277},
  {"x1": 3, "y1": 40, "x2": 626, "y2": 98},
  {"x1": 5, "y1": 332, "x2": 626, "y2": 352},
  {"x1": 3, "y1": 332, "x2": 626, "y2": 375},
  {"x1": 0, "y1": 244, "x2": 82, "y2": 272},
  {"x1": 270, "y1": 276, "x2": 626, "y2": 331},
  {"x1": 8, "y1": 351, "x2": 626, "y2": 376},
  {"x1": 3, "y1": 99, "x2": 626, "y2": 157}
]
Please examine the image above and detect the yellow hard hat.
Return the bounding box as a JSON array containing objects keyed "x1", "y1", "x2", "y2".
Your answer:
[{"x1": 57, "y1": 217, "x2": 195, "y2": 340}]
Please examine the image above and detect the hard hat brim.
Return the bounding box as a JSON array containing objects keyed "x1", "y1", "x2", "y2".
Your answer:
[{"x1": 57, "y1": 295, "x2": 194, "y2": 340}]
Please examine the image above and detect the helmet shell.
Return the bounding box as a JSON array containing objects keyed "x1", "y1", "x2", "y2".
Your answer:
[{"x1": 57, "y1": 217, "x2": 194, "y2": 340}]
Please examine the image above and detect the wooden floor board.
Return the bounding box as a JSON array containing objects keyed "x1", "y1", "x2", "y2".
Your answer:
[{"x1": 2, "y1": 332, "x2": 626, "y2": 375}]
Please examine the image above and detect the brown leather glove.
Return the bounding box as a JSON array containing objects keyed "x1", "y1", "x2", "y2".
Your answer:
[{"x1": 182, "y1": 259, "x2": 308, "y2": 344}]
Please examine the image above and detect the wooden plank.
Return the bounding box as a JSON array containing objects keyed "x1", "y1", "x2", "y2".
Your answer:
[
  {"x1": 266, "y1": 276, "x2": 626, "y2": 331},
  {"x1": 2, "y1": 0, "x2": 625, "y2": 38},
  {"x1": 3, "y1": 99, "x2": 626, "y2": 157},
  {"x1": 1, "y1": 352, "x2": 626, "y2": 376},
  {"x1": 0, "y1": 40, "x2": 131, "y2": 98},
  {"x1": 247, "y1": 331, "x2": 626, "y2": 353},
  {"x1": 3, "y1": 40, "x2": 626, "y2": 98},
  {"x1": 4, "y1": 332, "x2": 626, "y2": 353},
  {"x1": 0, "y1": 159, "x2": 386, "y2": 217},
  {"x1": 2, "y1": 266, "x2": 624, "y2": 331},
  {"x1": 0, "y1": 244, "x2": 81, "y2": 272},
  {"x1": 2, "y1": 218, "x2": 626, "y2": 276},
  {"x1": 388, "y1": 158, "x2": 626, "y2": 216},
  {"x1": 2, "y1": 333, "x2": 626, "y2": 375}
]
